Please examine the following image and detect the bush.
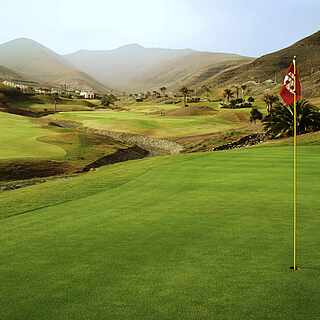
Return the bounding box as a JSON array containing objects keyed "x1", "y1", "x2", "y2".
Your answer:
[
  {"x1": 221, "y1": 99, "x2": 253, "y2": 109},
  {"x1": 250, "y1": 108, "x2": 263, "y2": 123},
  {"x1": 263, "y1": 99, "x2": 320, "y2": 137},
  {"x1": 101, "y1": 94, "x2": 118, "y2": 107}
]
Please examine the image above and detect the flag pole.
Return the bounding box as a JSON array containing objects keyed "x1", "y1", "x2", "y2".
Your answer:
[{"x1": 293, "y1": 56, "x2": 298, "y2": 271}]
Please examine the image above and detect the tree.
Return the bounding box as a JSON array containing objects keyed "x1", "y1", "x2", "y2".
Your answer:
[
  {"x1": 223, "y1": 89, "x2": 234, "y2": 103},
  {"x1": 247, "y1": 96, "x2": 255, "y2": 103},
  {"x1": 250, "y1": 107, "x2": 263, "y2": 123},
  {"x1": 180, "y1": 86, "x2": 190, "y2": 107},
  {"x1": 152, "y1": 91, "x2": 160, "y2": 98},
  {"x1": 264, "y1": 94, "x2": 279, "y2": 114},
  {"x1": 241, "y1": 84, "x2": 247, "y2": 99},
  {"x1": 201, "y1": 85, "x2": 211, "y2": 98},
  {"x1": 234, "y1": 85, "x2": 240, "y2": 99},
  {"x1": 101, "y1": 94, "x2": 117, "y2": 108},
  {"x1": 160, "y1": 87, "x2": 167, "y2": 96},
  {"x1": 263, "y1": 99, "x2": 320, "y2": 138},
  {"x1": 50, "y1": 93, "x2": 59, "y2": 113}
]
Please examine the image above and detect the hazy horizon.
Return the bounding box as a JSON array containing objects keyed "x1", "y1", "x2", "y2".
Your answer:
[{"x1": 1, "y1": 0, "x2": 319, "y2": 57}]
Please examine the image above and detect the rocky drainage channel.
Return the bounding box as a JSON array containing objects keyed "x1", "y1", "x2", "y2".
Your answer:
[
  {"x1": 211, "y1": 133, "x2": 268, "y2": 151},
  {"x1": 48, "y1": 120, "x2": 184, "y2": 156},
  {"x1": 1, "y1": 122, "x2": 185, "y2": 191},
  {"x1": 82, "y1": 127, "x2": 184, "y2": 156}
]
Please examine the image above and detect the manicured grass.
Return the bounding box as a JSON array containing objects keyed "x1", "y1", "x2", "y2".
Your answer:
[
  {"x1": 49, "y1": 106, "x2": 251, "y2": 138},
  {"x1": 0, "y1": 112, "x2": 65, "y2": 159},
  {"x1": 1, "y1": 140, "x2": 320, "y2": 319}
]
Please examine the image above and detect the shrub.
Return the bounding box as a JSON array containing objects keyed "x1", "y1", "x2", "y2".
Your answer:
[
  {"x1": 263, "y1": 99, "x2": 320, "y2": 138},
  {"x1": 250, "y1": 108, "x2": 263, "y2": 123}
]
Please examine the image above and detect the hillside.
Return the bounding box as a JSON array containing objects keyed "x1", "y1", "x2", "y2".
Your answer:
[
  {"x1": 64, "y1": 45, "x2": 251, "y2": 91},
  {"x1": 208, "y1": 30, "x2": 320, "y2": 97},
  {"x1": 0, "y1": 65, "x2": 23, "y2": 80},
  {"x1": 0, "y1": 38, "x2": 108, "y2": 92}
]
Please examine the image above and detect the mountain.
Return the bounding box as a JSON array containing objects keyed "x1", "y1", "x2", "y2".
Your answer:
[
  {"x1": 209, "y1": 30, "x2": 320, "y2": 97},
  {"x1": 0, "y1": 38, "x2": 108, "y2": 92},
  {"x1": 64, "y1": 45, "x2": 252, "y2": 91}
]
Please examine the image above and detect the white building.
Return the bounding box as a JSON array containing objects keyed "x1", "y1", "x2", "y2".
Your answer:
[{"x1": 80, "y1": 90, "x2": 95, "y2": 99}]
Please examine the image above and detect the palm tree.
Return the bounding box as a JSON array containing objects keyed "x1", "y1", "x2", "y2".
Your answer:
[
  {"x1": 51, "y1": 93, "x2": 59, "y2": 113},
  {"x1": 263, "y1": 99, "x2": 320, "y2": 138},
  {"x1": 201, "y1": 85, "x2": 211, "y2": 98},
  {"x1": 223, "y1": 89, "x2": 234, "y2": 103},
  {"x1": 160, "y1": 86, "x2": 167, "y2": 96},
  {"x1": 241, "y1": 84, "x2": 247, "y2": 99},
  {"x1": 180, "y1": 86, "x2": 190, "y2": 107},
  {"x1": 152, "y1": 90, "x2": 160, "y2": 98},
  {"x1": 234, "y1": 85, "x2": 240, "y2": 99},
  {"x1": 264, "y1": 94, "x2": 279, "y2": 114}
]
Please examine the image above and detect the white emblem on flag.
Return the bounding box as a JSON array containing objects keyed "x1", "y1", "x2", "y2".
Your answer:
[{"x1": 284, "y1": 72, "x2": 295, "y2": 94}]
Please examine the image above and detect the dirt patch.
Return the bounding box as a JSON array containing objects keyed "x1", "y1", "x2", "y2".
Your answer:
[
  {"x1": 165, "y1": 105, "x2": 216, "y2": 117},
  {"x1": 0, "y1": 160, "x2": 75, "y2": 181}
]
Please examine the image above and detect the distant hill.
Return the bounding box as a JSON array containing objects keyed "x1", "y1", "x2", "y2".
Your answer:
[
  {"x1": 64, "y1": 45, "x2": 252, "y2": 91},
  {"x1": 209, "y1": 30, "x2": 320, "y2": 97},
  {"x1": 0, "y1": 38, "x2": 108, "y2": 92},
  {"x1": 2, "y1": 31, "x2": 319, "y2": 97},
  {"x1": 0, "y1": 65, "x2": 23, "y2": 80}
]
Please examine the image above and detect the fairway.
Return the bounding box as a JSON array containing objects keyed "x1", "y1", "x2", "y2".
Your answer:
[
  {"x1": 0, "y1": 112, "x2": 65, "y2": 159},
  {"x1": 49, "y1": 106, "x2": 251, "y2": 138},
  {"x1": 1, "y1": 140, "x2": 320, "y2": 319}
]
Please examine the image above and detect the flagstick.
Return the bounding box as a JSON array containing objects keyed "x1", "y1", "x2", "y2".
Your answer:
[{"x1": 293, "y1": 56, "x2": 298, "y2": 271}]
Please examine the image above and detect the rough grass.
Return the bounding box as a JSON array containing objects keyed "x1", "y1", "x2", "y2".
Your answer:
[{"x1": 1, "y1": 139, "x2": 320, "y2": 319}]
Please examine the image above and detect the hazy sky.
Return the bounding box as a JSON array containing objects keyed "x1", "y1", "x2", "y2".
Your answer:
[{"x1": 1, "y1": 0, "x2": 319, "y2": 57}]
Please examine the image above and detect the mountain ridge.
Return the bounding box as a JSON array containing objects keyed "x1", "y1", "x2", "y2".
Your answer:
[
  {"x1": 207, "y1": 30, "x2": 320, "y2": 97},
  {"x1": 0, "y1": 38, "x2": 108, "y2": 92},
  {"x1": 64, "y1": 45, "x2": 251, "y2": 90}
]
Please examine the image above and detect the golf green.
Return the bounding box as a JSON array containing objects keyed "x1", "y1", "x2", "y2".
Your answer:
[
  {"x1": 0, "y1": 112, "x2": 65, "y2": 160},
  {"x1": 1, "y1": 140, "x2": 320, "y2": 319}
]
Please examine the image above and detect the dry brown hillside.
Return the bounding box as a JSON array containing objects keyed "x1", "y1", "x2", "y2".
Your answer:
[{"x1": 207, "y1": 30, "x2": 320, "y2": 98}]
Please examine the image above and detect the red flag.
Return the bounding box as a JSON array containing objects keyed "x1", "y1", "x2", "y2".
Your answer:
[{"x1": 280, "y1": 62, "x2": 301, "y2": 105}]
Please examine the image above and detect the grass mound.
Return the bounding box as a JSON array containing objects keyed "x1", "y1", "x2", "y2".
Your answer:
[{"x1": 165, "y1": 105, "x2": 216, "y2": 116}]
